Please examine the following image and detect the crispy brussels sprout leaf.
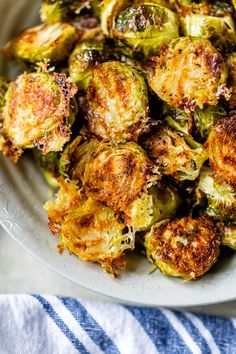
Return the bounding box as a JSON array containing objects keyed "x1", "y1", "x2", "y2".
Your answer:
[
  {"x1": 86, "y1": 61, "x2": 149, "y2": 142},
  {"x1": 197, "y1": 167, "x2": 236, "y2": 221},
  {"x1": 140, "y1": 123, "x2": 208, "y2": 181},
  {"x1": 194, "y1": 105, "x2": 226, "y2": 141},
  {"x1": 207, "y1": 114, "x2": 236, "y2": 187},
  {"x1": 34, "y1": 150, "x2": 60, "y2": 188},
  {"x1": 45, "y1": 178, "x2": 135, "y2": 276},
  {"x1": 2, "y1": 70, "x2": 77, "y2": 162},
  {"x1": 59, "y1": 135, "x2": 99, "y2": 185},
  {"x1": 69, "y1": 40, "x2": 106, "y2": 90},
  {"x1": 145, "y1": 217, "x2": 220, "y2": 280},
  {"x1": 4, "y1": 23, "x2": 78, "y2": 64},
  {"x1": 148, "y1": 37, "x2": 230, "y2": 111},
  {"x1": 83, "y1": 141, "x2": 159, "y2": 212},
  {"x1": 113, "y1": 3, "x2": 179, "y2": 56},
  {"x1": 183, "y1": 14, "x2": 236, "y2": 52},
  {"x1": 227, "y1": 53, "x2": 236, "y2": 108},
  {"x1": 124, "y1": 182, "x2": 179, "y2": 231}
]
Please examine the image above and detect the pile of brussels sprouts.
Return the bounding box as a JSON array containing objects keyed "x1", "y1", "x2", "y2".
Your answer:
[{"x1": 0, "y1": 0, "x2": 236, "y2": 279}]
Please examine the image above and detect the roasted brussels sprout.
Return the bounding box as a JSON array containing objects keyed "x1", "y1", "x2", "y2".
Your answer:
[
  {"x1": 162, "y1": 105, "x2": 193, "y2": 134},
  {"x1": 4, "y1": 23, "x2": 78, "y2": 64},
  {"x1": 86, "y1": 61, "x2": 149, "y2": 142},
  {"x1": 207, "y1": 113, "x2": 236, "y2": 187},
  {"x1": 45, "y1": 178, "x2": 135, "y2": 275},
  {"x1": 112, "y1": 2, "x2": 179, "y2": 56},
  {"x1": 2, "y1": 69, "x2": 78, "y2": 162},
  {"x1": 148, "y1": 37, "x2": 230, "y2": 111},
  {"x1": 182, "y1": 14, "x2": 236, "y2": 51},
  {"x1": 227, "y1": 53, "x2": 236, "y2": 108},
  {"x1": 124, "y1": 182, "x2": 179, "y2": 231},
  {"x1": 59, "y1": 135, "x2": 99, "y2": 185},
  {"x1": 145, "y1": 217, "x2": 220, "y2": 280},
  {"x1": 219, "y1": 223, "x2": 236, "y2": 250},
  {"x1": 69, "y1": 40, "x2": 106, "y2": 90},
  {"x1": 83, "y1": 141, "x2": 159, "y2": 212},
  {"x1": 194, "y1": 105, "x2": 226, "y2": 140},
  {"x1": 140, "y1": 123, "x2": 208, "y2": 181},
  {"x1": 40, "y1": 0, "x2": 92, "y2": 23},
  {"x1": 197, "y1": 167, "x2": 236, "y2": 221},
  {"x1": 34, "y1": 150, "x2": 60, "y2": 188}
]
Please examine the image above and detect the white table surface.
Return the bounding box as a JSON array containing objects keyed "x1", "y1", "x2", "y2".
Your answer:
[{"x1": 0, "y1": 227, "x2": 235, "y2": 317}]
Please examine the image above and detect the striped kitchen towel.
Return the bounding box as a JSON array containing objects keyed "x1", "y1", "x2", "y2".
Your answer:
[{"x1": 0, "y1": 295, "x2": 235, "y2": 354}]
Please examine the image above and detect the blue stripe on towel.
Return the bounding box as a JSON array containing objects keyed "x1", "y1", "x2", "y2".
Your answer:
[
  {"x1": 197, "y1": 313, "x2": 236, "y2": 354},
  {"x1": 32, "y1": 295, "x2": 89, "y2": 354},
  {"x1": 124, "y1": 306, "x2": 192, "y2": 354},
  {"x1": 58, "y1": 296, "x2": 120, "y2": 354},
  {"x1": 173, "y1": 311, "x2": 211, "y2": 354}
]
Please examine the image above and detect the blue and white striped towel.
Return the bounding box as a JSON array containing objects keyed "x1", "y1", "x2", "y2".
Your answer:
[{"x1": 0, "y1": 295, "x2": 235, "y2": 354}]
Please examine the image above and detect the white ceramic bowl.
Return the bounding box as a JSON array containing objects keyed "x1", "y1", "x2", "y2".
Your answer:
[{"x1": 0, "y1": 0, "x2": 236, "y2": 307}]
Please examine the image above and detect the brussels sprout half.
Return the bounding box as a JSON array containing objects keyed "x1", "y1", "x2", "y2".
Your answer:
[
  {"x1": 4, "y1": 23, "x2": 78, "y2": 64},
  {"x1": 194, "y1": 105, "x2": 226, "y2": 141},
  {"x1": 83, "y1": 141, "x2": 159, "y2": 212},
  {"x1": 140, "y1": 123, "x2": 208, "y2": 181},
  {"x1": 197, "y1": 167, "x2": 236, "y2": 221},
  {"x1": 45, "y1": 178, "x2": 135, "y2": 276},
  {"x1": 207, "y1": 114, "x2": 236, "y2": 187},
  {"x1": 2, "y1": 70, "x2": 78, "y2": 162},
  {"x1": 145, "y1": 217, "x2": 220, "y2": 280},
  {"x1": 124, "y1": 182, "x2": 180, "y2": 231},
  {"x1": 148, "y1": 37, "x2": 230, "y2": 111},
  {"x1": 113, "y1": 2, "x2": 179, "y2": 56},
  {"x1": 183, "y1": 14, "x2": 236, "y2": 52},
  {"x1": 86, "y1": 61, "x2": 149, "y2": 143},
  {"x1": 69, "y1": 40, "x2": 106, "y2": 90}
]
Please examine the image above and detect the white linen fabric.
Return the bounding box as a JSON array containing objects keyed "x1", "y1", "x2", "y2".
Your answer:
[{"x1": 0, "y1": 295, "x2": 234, "y2": 354}]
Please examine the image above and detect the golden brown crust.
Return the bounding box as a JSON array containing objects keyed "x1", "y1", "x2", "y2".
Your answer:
[
  {"x1": 45, "y1": 178, "x2": 134, "y2": 276},
  {"x1": 140, "y1": 122, "x2": 207, "y2": 181},
  {"x1": 149, "y1": 37, "x2": 230, "y2": 111},
  {"x1": 207, "y1": 113, "x2": 236, "y2": 187},
  {"x1": 86, "y1": 61, "x2": 148, "y2": 143},
  {"x1": 2, "y1": 70, "x2": 77, "y2": 161},
  {"x1": 146, "y1": 217, "x2": 220, "y2": 280},
  {"x1": 83, "y1": 141, "x2": 157, "y2": 211}
]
